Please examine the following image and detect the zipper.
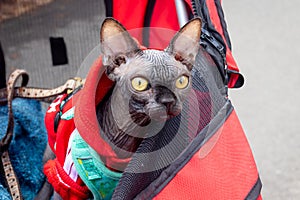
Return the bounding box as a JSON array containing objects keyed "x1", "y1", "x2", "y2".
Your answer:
[
  {"x1": 191, "y1": 0, "x2": 199, "y2": 16},
  {"x1": 190, "y1": 0, "x2": 228, "y2": 90},
  {"x1": 190, "y1": 0, "x2": 226, "y2": 58},
  {"x1": 200, "y1": 29, "x2": 225, "y2": 58}
]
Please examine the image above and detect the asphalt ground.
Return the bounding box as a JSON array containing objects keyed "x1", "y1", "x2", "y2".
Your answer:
[
  {"x1": 1, "y1": 0, "x2": 299, "y2": 199},
  {"x1": 223, "y1": 1, "x2": 300, "y2": 199}
]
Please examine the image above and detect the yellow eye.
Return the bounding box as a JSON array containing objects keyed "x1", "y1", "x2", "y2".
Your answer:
[
  {"x1": 131, "y1": 77, "x2": 149, "y2": 91},
  {"x1": 175, "y1": 75, "x2": 189, "y2": 89}
]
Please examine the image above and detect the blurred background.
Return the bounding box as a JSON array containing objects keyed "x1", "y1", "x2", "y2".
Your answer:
[
  {"x1": 1, "y1": 0, "x2": 299, "y2": 199},
  {"x1": 224, "y1": 1, "x2": 300, "y2": 199}
]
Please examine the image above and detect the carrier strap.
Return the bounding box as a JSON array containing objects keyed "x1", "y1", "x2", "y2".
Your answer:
[
  {"x1": 0, "y1": 70, "x2": 28, "y2": 200},
  {"x1": 0, "y1": 69, "x2": 84, "y2": 200},
  {"x1": 0, "y1": 70, "x2": 84, "y2": 104}
]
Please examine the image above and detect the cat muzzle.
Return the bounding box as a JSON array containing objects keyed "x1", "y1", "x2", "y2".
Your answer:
[{"x1": 147, "y1": 104, "x2": 181, "y2": 122}]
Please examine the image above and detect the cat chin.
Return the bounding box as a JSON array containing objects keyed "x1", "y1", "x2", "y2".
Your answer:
[
  {"x1": 129, "y1": 109, "x2": 174, "y2": 126},
  {"x1": 147, "y1": 106, "x2": 181, "y2": 122},
  {"x1": 151, "y1": 114, "x2": 173, "y2": 123}
]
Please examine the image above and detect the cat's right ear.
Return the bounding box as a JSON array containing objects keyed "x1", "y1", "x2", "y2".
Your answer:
[
  {"x1": 166, "y1": 17, "x2": 202, "y2": 71},
  {"x1": 100, "y1": 18, "x2": 141, "y2": 80}
]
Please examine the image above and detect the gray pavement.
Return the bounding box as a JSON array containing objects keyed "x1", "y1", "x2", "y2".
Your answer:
[
  {"x1": 1, "y1": 0, "x2": 299, "y2": 199},
  {"x1": 224, "y1": 1, "x2": 300, "y2": 199}
]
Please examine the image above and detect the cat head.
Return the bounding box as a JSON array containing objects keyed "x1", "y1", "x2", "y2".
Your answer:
[{"x1": 100, "y1": 18, "x2": 201, "y2": 125}]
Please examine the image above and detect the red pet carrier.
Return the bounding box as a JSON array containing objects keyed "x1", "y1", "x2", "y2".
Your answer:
[
  {"x1": 42, "y1": 0, "x2": 262, "y2": 199},
  {"x1": 103, "y1": 0, "x2": 261, "y2": 199}
]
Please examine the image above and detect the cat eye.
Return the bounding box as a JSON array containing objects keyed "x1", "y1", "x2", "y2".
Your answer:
[
  {"x1": 175, "y1": 75, "x2": 189, "y2": 89},
  {"x1": 131, "y1": 77, "x2": 149, "y2": 91}
]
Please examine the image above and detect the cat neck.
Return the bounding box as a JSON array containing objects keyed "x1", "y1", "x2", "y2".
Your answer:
[{"x1": 96, "y1": 94, "x2": 143, "y2": 158}]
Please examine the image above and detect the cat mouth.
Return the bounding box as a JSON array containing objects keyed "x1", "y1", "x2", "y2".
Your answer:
[
  {"x1": 148, "y1": 107, "x2": 181, "y2": 122},
  {"x1": 128, "y1": 97, "x2": 182, "y2": 125},
  {"x1": 129, "y1": 107, "x2": 180, "y2": 126}
]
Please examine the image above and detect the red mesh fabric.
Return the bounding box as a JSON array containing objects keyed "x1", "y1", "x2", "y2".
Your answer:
[{"x1": 155, "y1": 110, "x2": 260, "y2": 199}]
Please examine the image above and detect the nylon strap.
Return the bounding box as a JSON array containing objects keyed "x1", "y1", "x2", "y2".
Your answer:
[
  {"x1": 0, "y1": 69, "x2": 84, "y2": 200},
  {"x1": 0, "y1": 70, "x2": 85, "y2": 104},
  {"x1": 0, "y1": 69, "x2": 28, "y2": 200}
]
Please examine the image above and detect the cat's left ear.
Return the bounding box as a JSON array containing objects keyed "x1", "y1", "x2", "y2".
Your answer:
[
  {"x1": 100, "y1": 18, "x2": 141, "y2": 80},
  {"x1": 166, "y1": 17, "x2": 202, "y2": 71}
]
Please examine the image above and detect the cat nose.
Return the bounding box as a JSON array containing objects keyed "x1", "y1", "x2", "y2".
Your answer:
[
  {"x1": 155, "y1": 86, "x2": 176, "y2": 110},
  {"x1": 156, "y1": 94, "x2": 176, "y2": 113},
  {"x1": 160, "y1": 97, "x2": 176, "y2": 109}
]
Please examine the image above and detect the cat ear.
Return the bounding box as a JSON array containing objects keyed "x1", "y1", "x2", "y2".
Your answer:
[
  {"x1": 100, "y1": 18, "x2": 141, "y2": 79},
  {"x1": 166, "y1": 17, "x2": 202, "y2": 71}
]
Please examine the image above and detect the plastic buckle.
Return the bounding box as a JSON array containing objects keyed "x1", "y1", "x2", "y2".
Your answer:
[{"x1": 67, "y1": 77, "x2": 84, "y2": 94}]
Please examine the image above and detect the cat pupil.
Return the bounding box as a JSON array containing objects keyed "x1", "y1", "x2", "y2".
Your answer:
[{"x1": 179, "y1": 77, "x2": 183, "y2": 84}]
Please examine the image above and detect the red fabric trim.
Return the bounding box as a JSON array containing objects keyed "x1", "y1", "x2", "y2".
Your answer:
[
  {"x1": 226, "y1": 48, "x2": 239, "y2": 72},
  {"x1": 56, "y1": 102, "x2": 76, "y2": 164},
  {"x1": 45, "y1": 94, "x2": 68, "y2": 153},
  {"x1": 228, "y1": 72, "x2": 239, "y2": 88},
  {"x1": 73, "y1": 56, "x2": 131, "y2": 170},
  {"x1": 44, "y1": 159, "x2": 90, "y2": 200},
  {"x1": 155, "y1": 110, "x2": 260, "y2": 199},
  {"x1": 45, "y1": 93, "x2": 78, "y2": 164},
  {"x1": 257, "y1": 194, "x2": 263, "y2": 200}
]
